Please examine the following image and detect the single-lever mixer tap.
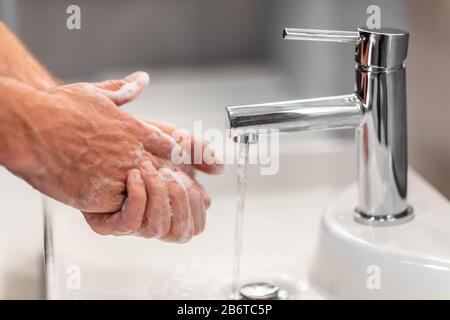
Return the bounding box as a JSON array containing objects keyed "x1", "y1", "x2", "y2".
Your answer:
[{"x1": 226, "y1": 27, "x2": 413, "y2": 226}]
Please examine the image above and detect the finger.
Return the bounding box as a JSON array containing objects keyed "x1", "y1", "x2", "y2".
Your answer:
[
  {"x1": 150, "y1": 155, "x2": 209, "y2": 209},
  {"x1": 145, "y1": 119, "x2": 224, "y2": 175},
  {"x1": 194, "y1": 179, "x2": 211, "y2": 209},
  {"x1": 135, "y1": 119, "x2": 178, "y2": 160},
  {"x1": 159, "y1": 168, "x2": 194, "y2": 243},
  {"x1": 178, "y1": 163, "x2": 197, "y2": 178},
  {"x1": 150, "y1": 155, "x2": 196, "y2": 178},
  {"x1": 82, "y1": 169, "x2": 146, "y2": 235},
  {"x1": 137, "y1": 161, "x2": 171, "y2": 238},
  {"x1": 93, "y1": 71, "x2": 150, "y2": 106},
  {"x1": 177, "y1": 171, "x2": 206, "y2": 235}
]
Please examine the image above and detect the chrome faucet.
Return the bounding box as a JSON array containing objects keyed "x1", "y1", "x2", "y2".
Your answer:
[{"x1": 226, "y1": 27, "x2": 413, "y2": 226}]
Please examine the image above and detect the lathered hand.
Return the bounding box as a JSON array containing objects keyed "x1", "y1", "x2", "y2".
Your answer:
[
  {"x1": 0, "y1": 73, "x2": 223, "y2": 242},
  {"x1": 0, "y1": 21, "x2": 224, "y2": 242}
]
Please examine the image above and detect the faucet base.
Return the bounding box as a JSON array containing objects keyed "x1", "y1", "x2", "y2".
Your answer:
[{"x1": 353, "y1": 206, "x2": 414, "y2": 226}]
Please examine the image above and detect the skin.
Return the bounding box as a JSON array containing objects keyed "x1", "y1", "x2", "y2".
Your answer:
[{"x1": 0, "y1": 21, "x2": 223, "y2": 242}]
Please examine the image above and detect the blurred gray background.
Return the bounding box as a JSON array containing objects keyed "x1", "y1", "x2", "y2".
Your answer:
[{"x1": 1, "y1": 0, "x2": 449, "y2": 198}]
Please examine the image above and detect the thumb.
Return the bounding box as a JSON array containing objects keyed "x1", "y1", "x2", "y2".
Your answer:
[{"x1": 93, "y1": 71, "x2": 150, "y2": 106}]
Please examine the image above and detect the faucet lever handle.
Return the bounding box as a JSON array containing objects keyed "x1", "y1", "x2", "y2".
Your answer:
[
  {"x1": 283, "y1": 28, "x2": 360, "y2": 44},
  {"x1": 283, "y1": 27, "x2": 409, "y2": 69}
]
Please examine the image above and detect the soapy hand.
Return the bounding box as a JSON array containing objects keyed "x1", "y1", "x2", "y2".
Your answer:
[
  {"x1": 83, "y1": 164, "x2": 212, "y2": 242},
  {"x1": 0, "y1": 73, "x2": 222, "y2": 242},
  {"x1": 0, "y1": 21, "x2": 223, "y2": 243}
]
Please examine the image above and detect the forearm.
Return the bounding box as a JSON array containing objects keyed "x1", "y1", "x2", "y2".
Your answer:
[
  {"x1": 0, "y1": 77, "x2": 42, "y2": 173},
  {"x1": 0, "y1": 21, "x2": 58, "y2": 90}
]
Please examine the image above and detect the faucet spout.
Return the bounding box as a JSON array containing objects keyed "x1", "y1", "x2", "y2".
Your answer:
[
  {"x1": 226, "y1": 26, "x2": 413, "y2": 226},
  {"x1": 226, "y1": 94, "x2": 363, "y2": 135}
]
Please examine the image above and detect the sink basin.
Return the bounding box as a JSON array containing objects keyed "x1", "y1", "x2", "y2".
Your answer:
[
  {"x1": 44, "y1": 135, "x2": 356, "y2": 299},
  {"x1": 44, "y1": 134, "x2": 450, "y2": 299}
]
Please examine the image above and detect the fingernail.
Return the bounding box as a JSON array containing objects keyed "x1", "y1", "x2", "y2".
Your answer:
[
  {"x1": 112, "y1": 83, "x2": 139, "y2": 101},
  {"x1": 134, "y1": 72, "x2": 150, "y2": 86},
  {"x1": 126, "y1": 71, "x2": 150, "y2": 84}
]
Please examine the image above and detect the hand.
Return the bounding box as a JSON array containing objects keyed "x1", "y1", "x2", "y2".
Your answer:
[
  {"x1": 0, "y1": 73, "x2": 223, "y2": 242},
  {"x1": 0, "y1": 22, "x2": 224, "y2": 243}
]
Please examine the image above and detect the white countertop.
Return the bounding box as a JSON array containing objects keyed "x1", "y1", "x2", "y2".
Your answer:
[{"x1": 0, "y1": 167, "x2": 44, "y2": 299}]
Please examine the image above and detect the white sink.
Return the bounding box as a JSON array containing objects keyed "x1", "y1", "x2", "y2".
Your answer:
[
  {"x1": 44, "y1": 135, "x2": 450, "y2": 299},
  {"x1": 44, "y1": 135, "x2": 353, "y2": 299},
  {"x1": 313, "y1": 175, "x2": 450, "y2": 299}
]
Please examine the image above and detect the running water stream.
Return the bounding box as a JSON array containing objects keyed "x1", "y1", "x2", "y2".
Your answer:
[
  {"x1": 231, "y1": 141, "x2": 250, "y2": 299},
  {"x1": 230, "y1": 135, "x2": 286, "y2": 300}
]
